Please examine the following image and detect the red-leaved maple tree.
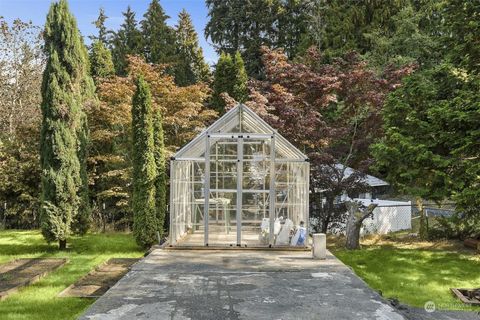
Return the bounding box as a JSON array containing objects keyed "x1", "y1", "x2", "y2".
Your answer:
[{"x1": 234, "y1": 47, "x2": 415, "y2": 233}]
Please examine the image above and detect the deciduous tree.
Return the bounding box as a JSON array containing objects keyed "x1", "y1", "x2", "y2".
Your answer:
[
  {"x1": 246, "y1": 47, "x2": 413, "y2": 233},
  {"x1": 0, "y1": 18, "x2": 43, "y2": 141},
  {"x1": 345, "y1": 202, "x2": 378, "y2": 249},
  {"x1": 91, "y1": 55, "x2": 215, "y2": 230},
  {"x1": 0, "y1": 18, "x2": 43, "y2": 229}
]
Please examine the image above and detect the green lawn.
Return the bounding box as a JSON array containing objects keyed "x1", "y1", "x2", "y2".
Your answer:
[
  {"x1": 331, "y1": 239, "x2": 480, "y2": 311},
  {"x1": 0, "y1": 230, "x2": 144, "y2": 320}
]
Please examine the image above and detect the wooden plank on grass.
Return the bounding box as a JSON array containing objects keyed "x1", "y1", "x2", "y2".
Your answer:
[
  {"x1": 451, "y1": 288, "x2": 480, "y2": 305},
  {"x1": 58, "y1": 258, "x2": 139, "y2": 298},
  {"x1": 0, "y1": 258, "x2": 67, "y2": 300}
]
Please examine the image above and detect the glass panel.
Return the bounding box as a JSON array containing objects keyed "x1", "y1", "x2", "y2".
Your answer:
[
  {"x1": 273, "y1": 162, "x2": 308, "y2": 247},
  {"x1": 174, "y1": 135, "x2": 206, "y2": 159},
  {"x1": 170, "y1": 161, "x2": 192, "y2": 244},
  {"x1": 240, "y1": 137, "x2": 271, "y2": 246},
  {"x1": 189, "y1": 161, "x2": 205, "y2": 239},
  {"x1": 242, "y1": 139, "x2": 270, "y2": 190},
  {"x1": 241, "y1": 106, "x2": 275, "y2": 134},
  {"x1": 207, "y1": 137, "x2": 238, "y2": 246},
  {"x1": 241, "y1": 191, "x2": 269, "y2": 246},
  {"x1": 209, "y1": 138, "x2": 238, "y2": 191},
  {"x1": 207, "y1": 191, "x2": 237, "y2": 246}
]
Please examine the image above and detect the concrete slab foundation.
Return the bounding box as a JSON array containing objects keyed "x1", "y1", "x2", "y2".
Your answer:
[{"x1": 80, "y1": 249, "x2": 406, "y2": 320}]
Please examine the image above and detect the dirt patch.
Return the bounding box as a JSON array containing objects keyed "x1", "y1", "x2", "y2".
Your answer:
[
  {"x1": 0, "y1": 258, "x2": 67, "y2": 300},
  {"x1": 59, "y1": 258, "x2": 139, "y2": 298}
]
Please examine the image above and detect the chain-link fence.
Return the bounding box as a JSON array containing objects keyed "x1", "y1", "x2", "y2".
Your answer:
[
  {"x1": 309, "y1": 199, "x2": 457, "y2": 236},
  {"x1": 360, "y1": 201, "x2": 456, "y2": 236}
]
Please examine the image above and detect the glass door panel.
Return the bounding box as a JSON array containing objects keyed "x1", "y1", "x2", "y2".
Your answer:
[
  {"x1": 242, "y1": 138, "x2": 270, "y2": 190},
  {"x1": 273, "y1": 162, "x2": 308, "y2": 247},
  {"x1": 241, "y1": 191, "x2": 269, "y2": 245},
  {"x1": 207, "y1": 138, "x2": 238, "y2": 246},
  {"x1": 240, "y1": 137, "x2": 271, "y2": 246}
]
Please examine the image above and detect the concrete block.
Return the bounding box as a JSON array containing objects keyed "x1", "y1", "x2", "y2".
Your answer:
[{"x1": 312, "y1": 233, "x2": 326, "y2": 259}]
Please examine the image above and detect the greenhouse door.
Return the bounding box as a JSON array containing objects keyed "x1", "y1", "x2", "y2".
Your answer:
[
  {"x1": 206, "y1": 136, "x2": 239, "y2": 246},
  {"x1": 241, "y1": 136, "x2": 273, "y2": 246},
  {"x1": 205, "y1": 134, "x2": 274, "y2": 246}
]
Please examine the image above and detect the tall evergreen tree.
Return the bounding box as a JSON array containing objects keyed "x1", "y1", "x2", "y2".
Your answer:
[
  {"x1": 75, "y1": 104, "x2": 92, "y2": 236},
  {"x1": 90, "y1": 40, "x2": 115, "y2": 81},
  {"x1": 277, "y1": 0, "x2": 312, "y2": 59},
  {"x1": 363, "y1": 4, "x2": 439, "y2": 70},
  {"x1": 205, "y1": 0, "x2": 312, "y2": 77},
  {"x1": 232, "y1": 51, "x2": 248, "y2": 103},
  {"x1": 372, "y1": 0, "x2": 480, "y2": 237},
  {"x1": 211, "y1": 52, "x2": 234, "y2": 113},
  {"x1": 89, "y1": 7, "x2": 109, "y2": 44},
  {"x1": 111, "y1": 6, "x2": 142, "y2": 75},
  {"x1": 443, "y1": 0, "x2": 480, "y2": 75},
  {"x1": 141, "y1": 0, "x2": 175, "y2": 65},
  {"x1": 40, "y1": 0, "x2": 93, "y2": 249},
  {"x1": 153, "y1": 109, "x2": 166, "y2": 237},
  {"x1": 306, "y1": 0, "x2": 409, "y2": 62},
  {"x1": 131, "y1": 76, "x2": 158, "y2": 248},
  {"x1": 174, "y1": 9, "x2": 211, "y2": 86},
  {"x1": 211, "y1": 51, "x2": 248, "y2": 113}
]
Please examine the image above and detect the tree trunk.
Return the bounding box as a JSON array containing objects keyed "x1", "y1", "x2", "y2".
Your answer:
[
  {"x1": 321, "y1": 222, "x2": 328, "y2": 234},
  {"x1": 345, "y1": 201, "x2": 377, "y2": 250},
  {"x1": 345, "y1": 209, "x2": 361, "y2": 250},
  {"x1": 59, "y1": 239, "x2": 67, "y2": 250},
  {"x1": 416, "y1": 198, "x2": 427, "y2": 239},
  {"x1": 320, "y1": 197, "x2": 333, "y2": 234}
]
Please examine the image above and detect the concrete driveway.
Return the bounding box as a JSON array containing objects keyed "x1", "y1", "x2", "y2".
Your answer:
[{"x1": 79, "y1": 248, "x2": 405, "y2": 320}]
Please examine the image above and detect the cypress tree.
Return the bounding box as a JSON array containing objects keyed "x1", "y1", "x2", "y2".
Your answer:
[
  {"x1": 40, "y1": 0, "x2": 93, "y2": 249},
  {"x1": 174, "y1": 9, "x2": 211, "y2": 86},
  {"x1": 141, "y1": 0, "x2": 175, "y2": 65},
  {"x1": 211, "y1": 52, "x2": 234, "y2": 113},
  {"x1": 75, "y1": 107, "x2": 92, "y2": 236},
  {"x1": 153, "y1": 109, "x2": 166, "y2": 238},
  {"x1": 131, "y1": 76, "x2": 158, "y2": 248},
  {"x1": 232, "y1": 51, "x2": 248, "y2": 103},
  {"x1": 211, "y1": 51, "x2": 248, "y2": 113},
  {"x1": 90, "y1": 40, "x2": 115, "y2": 80},
  {"x1": 111, "y1": 6, "x2": 143, "y2": 75}
]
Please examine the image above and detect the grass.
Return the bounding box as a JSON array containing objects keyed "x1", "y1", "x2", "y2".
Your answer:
[
  {"x1": 0, "y1": 229, "x2": 144, "y2": 320},
  {"x1": 329, "y1": 235, "x2": 480, "y2": 311}
]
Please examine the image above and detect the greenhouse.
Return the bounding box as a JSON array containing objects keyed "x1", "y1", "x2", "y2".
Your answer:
[{"x1": 169, "y1": 104, "x2": 309, "y2": 247}]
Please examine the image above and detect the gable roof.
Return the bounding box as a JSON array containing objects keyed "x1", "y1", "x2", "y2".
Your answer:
[
  {"x1": 336, "y1": 164, "x2": 389, "y2": 187},
  {"x1": 173, "y1": 104, "x2": 308, "y2": 161}
]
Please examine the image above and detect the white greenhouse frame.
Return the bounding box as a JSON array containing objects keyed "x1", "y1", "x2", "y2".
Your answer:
[{"x1": 169, "y1": 104, "x2": 310, "y2": 247}]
